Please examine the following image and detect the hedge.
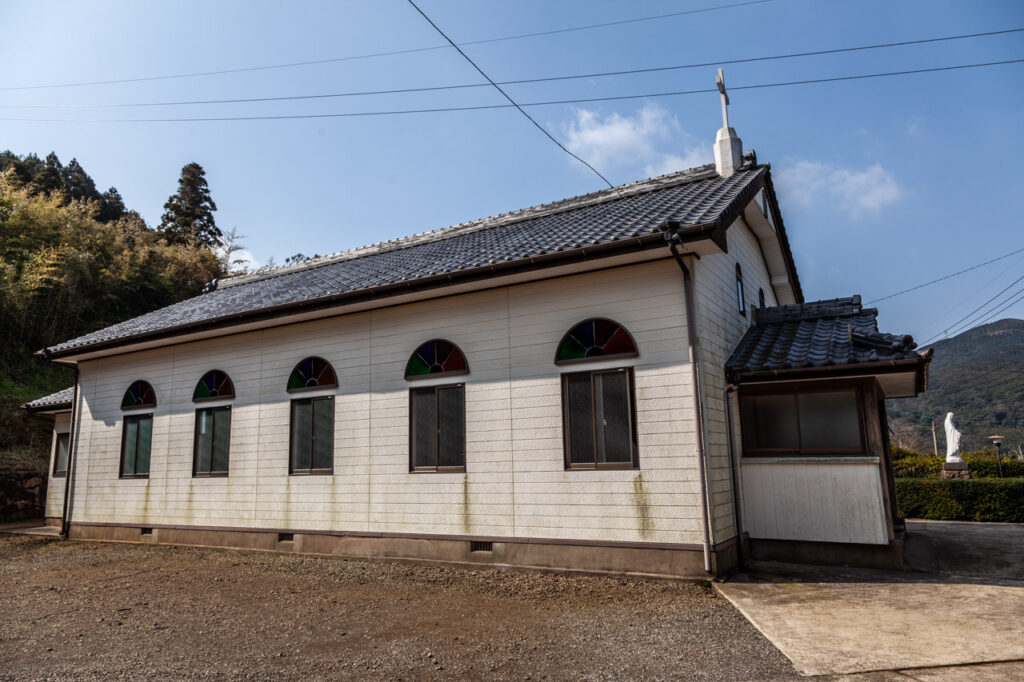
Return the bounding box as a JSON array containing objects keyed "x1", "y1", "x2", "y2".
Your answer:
[
  {"x1": 895, "y1": 478, "x2": 1024, "y2": 522},
  {"x1": 890, "y1": 450, "x2": 1024, "y2": 479}
]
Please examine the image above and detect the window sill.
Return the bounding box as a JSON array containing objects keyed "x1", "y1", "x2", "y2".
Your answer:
[
  {"x1": 119, "y1": 474, "x2": 150, "y2": 480},
  {"x1": 51, "y1": 472, "x2": 67, "y2": 478},
  {"x1": 566, "y1": 463, "x2": 638, "y2": 471},
  {"x1": 193, "y1": 472, "x2": 229, "y2": 478},
  {"x1": 289, "y1": 470, "x2": 333, "y2": 476},
  {"x1": 742, "y1": 456, "x2": 879, "y2": 464},
  {"x1": 410, "y1": 467, "x2": 467, "y2": 474}
]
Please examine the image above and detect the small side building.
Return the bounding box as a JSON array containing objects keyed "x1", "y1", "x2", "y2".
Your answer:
[{"x1": 21, "y1": 386, "x2": 74, "y2": 526}]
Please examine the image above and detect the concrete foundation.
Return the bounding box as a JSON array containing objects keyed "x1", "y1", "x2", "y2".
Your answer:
[
  {"x1": 67, "y1": 522, "x2": 737, "y2": 578},
  {"x1": 748, "y1": 533, "x2": 905, "y2": 571}
]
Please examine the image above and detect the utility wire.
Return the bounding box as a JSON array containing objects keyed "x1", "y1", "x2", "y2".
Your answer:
[
  {"x1": 405, "y1": 0, "x2": 616, "y2": 188},
  {"x1": 4, "y1": 57, "x2": 1023, "y2": 123},
  {"x1": 0, "y1": 0, "x2": 770, "y2": 92},
  {"x1": 921, "y1": 273, "x2": 1024, "y2": 344},
  {"x1": 7, "y1": 27, "x2": 1023, "y2": 110},
  {"x1": 867, "y1": 244, "x2": 1024, "y2": 303},
  {"x1": 918, "y1": 252, "x2": 1024, "y2": 336}
]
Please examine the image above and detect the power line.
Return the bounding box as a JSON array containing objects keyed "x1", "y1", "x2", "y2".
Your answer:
[
  {"x1": 921, "y1": 273, "x2": 1024, "y2": 344},
  {"x1": 867, "y1": 245, "x2": 1024, "y2": 304},
  {"x1": 0, "y1": 0, "x2": 771, "y2": 92},
  {"x1": 7, "y1": 27, "x2": 1023, "y2": 110},
  {"x1": 917, "y1": 252, "x2": 1024, "y2": 338},
  {"x1": 404, "y1": 0, "x2": 615, "y2": 189},
  {"x1": 3, "y1": 57, "x2": 1023, "y2": 124}
]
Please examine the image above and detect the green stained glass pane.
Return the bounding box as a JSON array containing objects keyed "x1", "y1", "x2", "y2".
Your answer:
[
  {"x1": 557, "y1": 335, "x2": 588, "y2": 362},
  {"x1": 288, "y1": 369, "x2": 307, "y2": 390},
  {"x1": 406, "y1": 352, "x2": 431, "y2": 377},
  {"x1": 194, "y1": 381, "x2": 210, "y2": 400}
]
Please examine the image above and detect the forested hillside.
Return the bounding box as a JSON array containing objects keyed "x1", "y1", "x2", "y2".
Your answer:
[
  {"x1": 888, "y1": 318, "x2": 1024, "y2": 455},
  {"x1": 0, "y1": 151, "x2": 225, "y2": 463}
]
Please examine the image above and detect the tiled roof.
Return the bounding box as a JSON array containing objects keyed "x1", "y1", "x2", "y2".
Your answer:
[
  {"x1": 45, "y1": 162, "x2": 777, "y2": 357},
  {"x1": 726, "y1": 296, "x2": 930, "y2": 379},
  {"x1": 23, "y1": 386, "x2": 74, "y2": 413}
]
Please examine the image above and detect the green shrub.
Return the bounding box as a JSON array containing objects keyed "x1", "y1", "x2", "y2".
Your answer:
[
  {"x1": 892, "y1": 455, "x2": 943, "y2": 478},
  {"x1": 964, "y1": 453, "x2": 1024, "y2": 479},
  {"x1": 895, "y1": 478, "x2": 1024, "y2": 522}
]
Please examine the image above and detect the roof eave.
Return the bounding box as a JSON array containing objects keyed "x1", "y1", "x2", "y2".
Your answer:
[
  {"x1": 726, "y1": 355, "x2": 932, "y2": 390},
  {"x1": 44, "y1": 224, "x2": 719, "y2": 361}
]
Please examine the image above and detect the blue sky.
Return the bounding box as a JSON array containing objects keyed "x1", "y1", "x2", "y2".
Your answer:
[{"x1": 2, "y1": 0, "x2": 1022, "y2": 345}]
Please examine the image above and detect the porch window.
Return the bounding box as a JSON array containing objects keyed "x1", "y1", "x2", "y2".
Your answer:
[
  {"x1": 193, "y1": 406, "x2": 231, "y2": 477},
  {"x1": 739, "y1": 386, "x2": 864, "y2": 456},
  {"x1": 409, "y1": 384, "x2": 466, "y2": 472},
  {"x1": 562, "y1": 367, "x2": 638, "y2": 469},
  {"x1": 53, "y1": 433, "x2": 70, "y2": 477}
]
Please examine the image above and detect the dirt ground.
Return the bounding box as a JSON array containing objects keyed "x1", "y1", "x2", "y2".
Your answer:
[{"x1": 0, "y1": 535, "x2": 799, "y2": 681}]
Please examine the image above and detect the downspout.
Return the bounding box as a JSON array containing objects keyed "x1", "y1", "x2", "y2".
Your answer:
[
  {"x1": 59, "y1": 366, "x2": 81, "y2": 539},
  {"x1": 724, "y1": 384, "x2": 745, "y2": 562},
  {"x1": 666, "y1": 232, "x2": 714, "y2": 574}
]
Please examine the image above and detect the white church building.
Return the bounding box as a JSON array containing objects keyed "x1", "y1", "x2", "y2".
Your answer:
[{"x1": 25, "y1": 106, "x2": 931, "y2": 577}]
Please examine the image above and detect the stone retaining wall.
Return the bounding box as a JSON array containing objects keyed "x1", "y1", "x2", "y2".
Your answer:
[{"x1": 0, "y1": 462, "x2": 48, "y2": 522}]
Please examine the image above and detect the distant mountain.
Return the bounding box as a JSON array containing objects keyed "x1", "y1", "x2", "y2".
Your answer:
[{"x1": 887, "y1": 319, "x2": 1024, "y2": 456}]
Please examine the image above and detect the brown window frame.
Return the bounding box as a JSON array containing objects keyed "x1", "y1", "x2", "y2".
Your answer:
[
  {"x1": 119, "y1": 412, "x2": 154, "y2": 479},
  {"x1": 289, "y1": 396, "x2": 334, "y2": 476},
  {"x1": 738, "y1": 381, "x2": 868, "y2": 458},
  {"x1": 192, "y1": 405, "x2": 231, "y2": 478},
  {"x1": 561, "y1": 367, "x2": 640, "y2": 470},
  {"x1": 409, "y1": 383, "x2": 466, "y2": 473},
  {"x1": 52, "y1": 432, "x2": 70, "y2": 477}
]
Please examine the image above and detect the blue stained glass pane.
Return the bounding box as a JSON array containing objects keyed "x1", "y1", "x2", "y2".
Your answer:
[{"x1": 420, "y1": 341, "x2": 437, "y2": 366}]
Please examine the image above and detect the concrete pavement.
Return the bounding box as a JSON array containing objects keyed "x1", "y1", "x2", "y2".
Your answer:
[{"x1": 717, "y1": 521, "x2": 1024, "y2": 677}]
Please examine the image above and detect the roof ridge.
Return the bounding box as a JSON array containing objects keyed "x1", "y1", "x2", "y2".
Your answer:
[{"x1": 218, "y1": 163, "x2": 722, "y2": 290}]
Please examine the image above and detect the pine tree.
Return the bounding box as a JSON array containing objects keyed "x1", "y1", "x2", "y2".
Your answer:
[
  {"x1": 158, "y1": 162, "x2": 221, "y2": 248},
  {"x1": 99, "y1": 186, "x2": 126, "y2": 222},
  {"x1": 32, "y1": 152, "x2": 66, "y2": 197},
  {"x1": 63, "y1": 158, "x2": 99, "y2": 202}
]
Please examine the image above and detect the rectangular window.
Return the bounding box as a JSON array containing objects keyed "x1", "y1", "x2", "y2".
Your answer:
[
  {"x1": 562, "y1": 368, "x2": 638, "y2": 469},
  {"x1": 120, "y1": 414, "x2": 153, "y2": 478},
  {"x1": 739, "y1": 386, "x2": 864, "y2": 456},
  {"x1": 290, "y1": 397, "x2": 333, "y2": 474},
  {"x1": 410, "y1": 384, "x2": 465, "y2": 472},
  {"x1": 53, "y1": 433, "x2": 70, "y2": 477},
  {"x1": 193, "y1": 406, "x2": 231, "y2": 477}
]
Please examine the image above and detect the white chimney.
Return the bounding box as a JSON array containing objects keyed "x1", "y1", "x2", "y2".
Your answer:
[{"x1": 713, "y1": 68, "x2": 743, "y2": 177}]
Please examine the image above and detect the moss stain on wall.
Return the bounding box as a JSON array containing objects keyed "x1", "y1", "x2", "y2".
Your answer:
[{"x1": 633, "y1": 472, "x2": 654, "y2": 538}]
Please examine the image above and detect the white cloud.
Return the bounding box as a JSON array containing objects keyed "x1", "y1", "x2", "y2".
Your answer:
[
  {"x1": 776, "y1": 160, "x2": 903, "y2": 216},
  {"x1": 562, "y1": 103, "x2": 711, "y2": 180}
]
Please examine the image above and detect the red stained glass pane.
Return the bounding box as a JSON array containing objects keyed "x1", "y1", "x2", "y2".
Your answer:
[{"x1": 555, "y1": 319, "x2": 638, "y2": 365}]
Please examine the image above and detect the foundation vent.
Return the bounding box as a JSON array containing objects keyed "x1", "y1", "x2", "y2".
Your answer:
[
  {"x1": 277, "y1": 533, "x2": 294, "y2": 543},
  {"x1": 140, "y1": 528, "x2": 153, "y2": 536},
  {"x1": 470, "y1": 541, "x2": 493, "y2": 553}
]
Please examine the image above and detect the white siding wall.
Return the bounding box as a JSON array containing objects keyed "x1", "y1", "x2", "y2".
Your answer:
[
  {"x1": 68, "y1": 259, "x2": 707, "y2": 544},
  {"x1": 44, "y1": 412, "x2": 72, "y2": 518},
  {"x1": 692, "y1": 217, "x2": 779, "y2": 541}
]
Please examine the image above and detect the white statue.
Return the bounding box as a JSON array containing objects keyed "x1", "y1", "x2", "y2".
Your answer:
[{"x1": 944, "y1": 412, "x2": 962, "y2": 463}]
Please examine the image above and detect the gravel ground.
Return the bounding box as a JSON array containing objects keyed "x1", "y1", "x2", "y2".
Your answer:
[{"x1": 0, "y1": 535, "x2": 798, "y2": 681}]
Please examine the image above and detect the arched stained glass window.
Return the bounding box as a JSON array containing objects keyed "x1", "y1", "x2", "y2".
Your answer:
[
  {"x1": 555, "y1": 318, "x2": 638, "y2": 365},
  {"x1": 405, "y1": 340, "x2": 468, "y2": 379},
  {"x1": 287, "y1": 357, "x2": 337, "y2": 392},
  {"x1": 193, "y1": 370, "x2": 235, "y2": 401},
  {"x1": 121, "y1": 380, "x2": 157, "y2": 409}
]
